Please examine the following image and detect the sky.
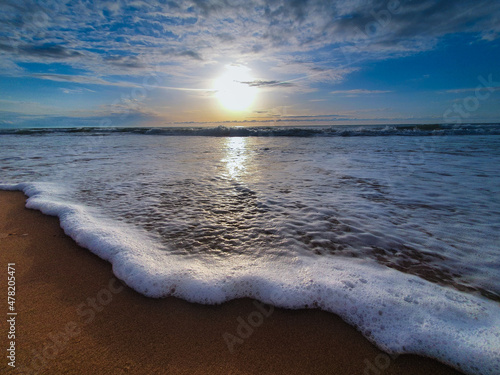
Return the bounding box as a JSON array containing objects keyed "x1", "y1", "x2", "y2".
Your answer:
[{"x1": 0, "y1": 0, "x2": 500, "y2": 128}]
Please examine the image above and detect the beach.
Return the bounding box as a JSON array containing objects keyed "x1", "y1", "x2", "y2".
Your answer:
[{"x1": 0, "y1": 190, "x2": 465, "y2": 374}]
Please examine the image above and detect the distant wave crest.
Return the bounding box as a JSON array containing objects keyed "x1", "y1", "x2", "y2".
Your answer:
[{"x1": 1, "y1": 123, "x2": 500, "y2": 137}]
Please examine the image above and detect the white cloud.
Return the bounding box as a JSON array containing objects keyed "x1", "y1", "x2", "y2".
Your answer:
[
  {"x1": 330, "y1": 89, "x2": 392, "y2": 95},
  {"x1": 31, "y1": 74, "x2": 141, "y2": 88},
  {"x1": 443, "y1": 87, "x2": 500, "y2": 94}
]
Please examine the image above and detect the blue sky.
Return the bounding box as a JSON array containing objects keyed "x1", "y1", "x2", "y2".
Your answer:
[{"x1": 1, "y1": 0, "x2": 499, "y2": 127}]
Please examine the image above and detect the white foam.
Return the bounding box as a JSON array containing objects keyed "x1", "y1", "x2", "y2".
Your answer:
[{"x1": 2, "y1": 181, "x2": 499, "y2": 375}]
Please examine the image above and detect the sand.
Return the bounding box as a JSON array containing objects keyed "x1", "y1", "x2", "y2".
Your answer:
[{"x1": 0, "y1": 191, "x2": 463, "y2": 374}]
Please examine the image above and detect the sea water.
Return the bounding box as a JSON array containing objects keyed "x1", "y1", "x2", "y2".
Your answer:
[{"x1": 1, "y1": 124, "x2": 499, "y2": 374}]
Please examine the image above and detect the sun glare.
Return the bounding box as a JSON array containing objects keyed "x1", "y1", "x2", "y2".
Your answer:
[{"x1": 214, "y1": 65, "x2": 257, "y2": 111}]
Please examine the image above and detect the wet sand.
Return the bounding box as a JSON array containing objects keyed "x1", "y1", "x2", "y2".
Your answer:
[{"x1": 0, "y1": 191, "x2": 463, "y2": 374}]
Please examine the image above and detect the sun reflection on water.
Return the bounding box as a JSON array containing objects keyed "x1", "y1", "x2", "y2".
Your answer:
[{"x1": 224, "y1": 137, "x2": 248, "y2": 179}]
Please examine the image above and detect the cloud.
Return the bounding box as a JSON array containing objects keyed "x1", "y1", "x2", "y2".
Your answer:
[
  {"x1": 0, "y1": 99, "x2": 63, "y2": 116},
  {"x1": 177, "y1": 50, "x2": 204, "y2": 61},
  {"x1": 330, "y1": 89, "x2": 391, "y2": 95},
  {"x1": 0, "y1": 43, "x2": 14, "y2": 52},
  {"x1": 1, "y1": 109, "x2": 162, "y2": 128},
  {"x1": 270, "y1": 62, "x2": 359, "y2": 84},
  {"x1": 0, "y1": 41, "x2": 82, "y2": 61},
  {"x1": 443, "y1": 87, "x2": 500, "y2": 94},
  {"x1": 321, "y1": 0, "x2": 498, "y2": 49},
  {"x1": 240, "y1": 80, "x2": 295, "y2": 88},
  {"x1": 215, "y1": 33, "x2": 236, "y2": 42},
  {"x1": 61, "y1": 88, "x2": 96, "y2": 94},
  {"x1": 18, "y1": 44, "x2": 83, "y2": 59},
  {"x1": 104, "y1": 55, "x2": 145, "y2": 69},
  {"x1": 31, "y1": 73, "x2": 140, "y2": 88}
]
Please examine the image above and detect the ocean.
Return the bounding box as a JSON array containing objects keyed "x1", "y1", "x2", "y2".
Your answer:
[{"x1": 1, "y1": 123, "x2": 499, "y2": 374}]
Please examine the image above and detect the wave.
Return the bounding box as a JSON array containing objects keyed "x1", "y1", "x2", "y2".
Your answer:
[
  {"x1": 1, "y1": 123, "x2": 500, "y2": 137},
  {"x1": 1, "y1": 181, "x2": 499, "y2": 375}
]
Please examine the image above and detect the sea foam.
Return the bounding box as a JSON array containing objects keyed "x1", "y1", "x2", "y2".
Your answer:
[{"x1": 2, "y1": 181, "x2": 499, "y2": 375}]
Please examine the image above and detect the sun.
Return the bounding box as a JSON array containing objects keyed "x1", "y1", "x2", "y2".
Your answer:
[{"x1": 214, "y1": 65, "x2": 257, "y2": 111}]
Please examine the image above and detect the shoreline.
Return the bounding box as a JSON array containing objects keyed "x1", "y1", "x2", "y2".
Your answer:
[{"x1": 0, "y1": 191, "x2": 463, "y2": 374}]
